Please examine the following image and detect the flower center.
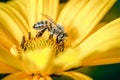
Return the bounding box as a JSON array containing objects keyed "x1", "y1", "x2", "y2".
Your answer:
[{"x1": 20, "y1": 32, "x2": 64, "y2": 54}]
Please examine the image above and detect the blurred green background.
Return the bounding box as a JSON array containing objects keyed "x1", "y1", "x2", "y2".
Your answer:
[{"x1": 0, "y1": 0, "x2": 120, "y2": 80}]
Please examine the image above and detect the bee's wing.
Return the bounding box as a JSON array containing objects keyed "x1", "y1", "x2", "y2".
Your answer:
[{"x1": 41, "y1": 13, "x2": 57, "y2": 26}]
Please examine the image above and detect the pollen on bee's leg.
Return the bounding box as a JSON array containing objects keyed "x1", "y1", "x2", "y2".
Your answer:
[
  {"x1": 58, "y1": 40, "x2": 64, "y2": 51},
  {"x1": 61, "y1": 41, "x2": 64, "y2": 51}
]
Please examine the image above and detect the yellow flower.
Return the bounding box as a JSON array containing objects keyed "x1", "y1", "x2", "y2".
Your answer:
[{"x1": 0, "y1": 0, "x2": 120, "y2": 80}]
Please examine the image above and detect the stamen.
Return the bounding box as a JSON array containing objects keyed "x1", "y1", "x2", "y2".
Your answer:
[
  {"x1": 19, "y1": 34, "x2": 64, "y2": 54},
  {"x1": 21, "y1": 36, "x2": 25, "y2": 49},
  {"x1": 28, "y1": 32, "x2": 31, "y2": 39}
]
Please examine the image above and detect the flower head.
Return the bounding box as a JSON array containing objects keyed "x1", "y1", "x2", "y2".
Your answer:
[{"x1": 0, "y1": 0, "x2": 120, "y2": 80}]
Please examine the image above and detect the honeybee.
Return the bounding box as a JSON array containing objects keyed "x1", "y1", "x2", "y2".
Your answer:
[{"x1": 33, "y1": 13, "x2": 67, "y2": 51}]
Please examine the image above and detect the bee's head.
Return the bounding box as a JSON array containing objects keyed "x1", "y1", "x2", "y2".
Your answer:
[
  {"x1": 33, "y1": 23, "x2": 37, "y2": 29},
  {"x1": 33, "y1": 22, "x2": 44, "y2": 30}
]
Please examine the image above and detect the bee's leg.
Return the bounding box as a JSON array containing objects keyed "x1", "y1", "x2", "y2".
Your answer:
[
  {"x1": 21, "y1": 36, "x2": 25, "y2": 49},
  {"x1": 36, "y1": 31, "x2": 43, "y2": 37},
  {"x1": 56, "y1": 36, "x2": 64, "y2": 51},
  {"x1": 56, "y1": 36, "x2": 59, "y2": 43},
  {"x1": 61, "y1": 40, "x2": 64, "y2": 51},
  {"x1": 56, "y1": 33, "x2": 61, "y2": 43},
  {"x1": 49, "y1": 29, "x2": 55, "y2": 39},
  {"x1": 58, "y1": 40, "x2": 64, "y2": 51},
  {"x1": 49, "y1": 33, "x2": 53, "y2": 39},
  {"x1": 36, "y1": 28, "x2": 47, "y2": 37}
]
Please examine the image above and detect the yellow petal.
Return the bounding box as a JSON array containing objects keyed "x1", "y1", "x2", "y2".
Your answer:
[
  {"x1": 26, "y1": 0, "x2": 37, "y2": 36},
  {"x1": 59, "y1": 3, "x2": 66, "y2": 13},
  {"x1": 76, "y1": 18, "x2": 120, "y2": 66},
  {"x1": 0, "y1": 1, "x2": 28, "y2": 39},
  {"x1": 39, "y1": 76, "x2": 52, "y2": 80},
  {"x1": 58, "y1": 0, "x2": 116, "y2": 47},
  {"x1": 44, "y1": 76, "x2": 53, "y2": 80},
  {"x1": 0, "y1": 3, "x2": 23, "y2": 45},
  {"x1": 33, "y1": 76, "x2": 52, "y2": 80},
  {"x1": 82, "y1": 49, "x2": 120, "y2": 66},
  {"x1": 61, "y1": 71, "x2": 93, "y2": 80},
  {"x1": 0, "y1": 47, "x2": 22, "y2": 71},
  {"x1": 21, "y1": 47, "x2": 55, "y2": 75},
  {"x1": 58, "y1": 0, "x2": 89, "y2": 44},
  {"x1": 10, "y1": 45, "x2": 19, "y2": 57},
  {"x1": 7, "y1": 0, "x2": 28, "y2": 26},
  {"x1": 0, "y1": 62, "x2": 17, "y2": 73},
  {"x1": 41, "y1": 0, "x2": 59, "y2": 20},
  {"x1": 39, "y1": 77, "x2": 45, "y2": 80},
  {"x1": 36, "y1": 0, "x2": 43, "y2": 22},
  {"x1": 32, "y1": 75, "x2": 40, "y2": 80},
  {"x1": 24, "y1": 76, "x2": 33, "y2": 80},
  {"x1": 54, "y1": 49, "x2": 81, "y2": 70},
  {"x1": 73, "y1": 0, "x2": 116, "y2": 46},
  {"x1": 6, "y1": 2, "x2": 28, "y2": 36},
  {"x1": 0, "y1": 29, "x2": 13, "y2": 50},
  {"x1": 48, "y1": 0, "x2": 59, "y2": 21},
  {"x1": 57, "y1": 0, "x2": 80, "y2": 24},
  {"x1": 2, "y1": 72, "x2": 30, "y2": 80}
]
